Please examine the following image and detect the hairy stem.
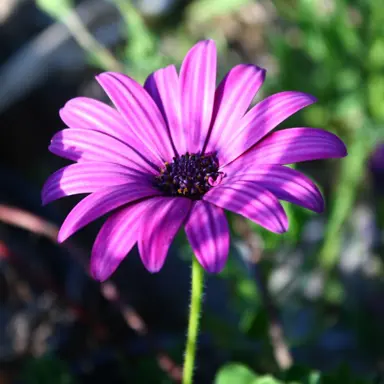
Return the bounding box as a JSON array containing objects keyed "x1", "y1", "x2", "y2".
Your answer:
[{"x1": 182, "y1": 257, "x2": 205, "y2": 384}]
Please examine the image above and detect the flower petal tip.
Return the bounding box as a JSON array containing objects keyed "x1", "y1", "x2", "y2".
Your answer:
[
  {"x1": 95, "y1": 71, "x2": 111, "y2": 78},
  {"x1": 317, "y1": 196, "x2": 326, "y2": 213},
  {"x1": 204, "y1": 263, "x2": 225, "y2": 274},
  {"x1": 330, "y1": 133, "x2": 348, "y2": 158},
  {"x1": 41, "y1": 182, "x2": 50, "y2": 204},
  {"x1": 145, "y1": 265, "x2": 162, "y2": 274},
  {"x1": 288, "y1": 91, "x2": 317, "y2": 104},
  {"x1": 95, "y1": 73, "x2": 106, "y2": 86},
  {"x1": 95, "y1": 72, "x2": 116, "y2": 85},
  {"x1": 189, "y1": 39, "x2": 217, "y2": 57},
  {"x1": 309, "y1": 192, "x2": 325, "y2": 214},
  {"x1": 309, "y1": 94, "x2": 318, "y2": 103},
  {"x1": 90, "y1": 267, "x2": 108, "y2": 282},
  {"x1": 275, "y1": 221, "x2": 289, "y2": 234},
  {"x1": 48, "y1": 142, "x2": 55, "y2": 152},
  {"x1": 340, "y1": 142, "x2": 348, "y2": 157},
  {"x1": 94, "y1": 71, "x2": 106, "y2": 78},
  {"x1": 58, "y1": 105, "x2": 74, "y2": 123},
  {"x1": 312, "y1": 201, "x2": 325, "y2": 214},
  {"x1": 41, "y1": 187, "x2": 47, "y2": 205},
  {"x1": 259, "y1": 67, "x2": 267, "y2": 78},
  {"x1": 297, "y1": 92, "x2": 317, "y2": 103},
  {"x1": 57, "y1": 230, "x2": 68, "y2": 244},
  {"x1": 96, "y1": 71, "x2": 120, "y2": 80},
  {"x1": 201, "y1": 39, "x2": 216, "y2": 47},
  {"x1": 253, "y1": 65, "x2": 267, "y2": 83}
]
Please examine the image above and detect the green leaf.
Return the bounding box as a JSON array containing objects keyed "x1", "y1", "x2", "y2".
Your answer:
[
  {"x1": 306, "y1": 371, "x2": 322, "y2": 384},
  {"x1": 255, "y1": 375, "x2": 283, "y2": 384},
  {"x1": 215, "y1": 363, "x2": 259, "y2": 384}
]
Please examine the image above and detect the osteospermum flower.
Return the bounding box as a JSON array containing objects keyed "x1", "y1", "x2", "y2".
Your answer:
[{"x1": 42, "y1": 40, "x2": 347, "y2": 281}]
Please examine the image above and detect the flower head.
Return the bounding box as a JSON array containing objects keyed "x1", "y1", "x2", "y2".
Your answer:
[{"x1": 42, "y1": 40, "x2": 347, "y2": 281}]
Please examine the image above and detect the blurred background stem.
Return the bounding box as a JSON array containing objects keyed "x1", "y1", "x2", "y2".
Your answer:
[
  {"x1": 319, "y1": 128, "x2": 374, "y2": 272},
  {"x1": 238, "y1": 218, "x2": 293, "y2": 371},
  {"x1": 36, "y1": 0, "x2": 123, "y2": 71},
  {"x1": 254, "y1": 264, "x2": 293, "y2": 370},
  {"x1": 62, "y1": 10, "x2": 124, "y2": 72},
  {"x1": 112, "y1": 0, "x2": 155, "y2": 58}
]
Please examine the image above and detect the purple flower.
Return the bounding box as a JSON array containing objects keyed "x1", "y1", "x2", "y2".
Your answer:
[{"x1": 42, "y1": 40, "x2": 347, "y2": 281}]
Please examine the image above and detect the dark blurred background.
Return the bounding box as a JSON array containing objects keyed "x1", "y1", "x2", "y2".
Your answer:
[{"x1": 0, "y1": 0, "x2": 383, "y2": 383}]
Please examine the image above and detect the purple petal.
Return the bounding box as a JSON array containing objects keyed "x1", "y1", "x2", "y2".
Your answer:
[
  {"x1": 204, "y1": 64, "x2": 266, "y2": 153},
  {"x1": 58, "y1": 183, "x2": 161, "y2": 242},
  {"x1": 42, "y1": 162, "x2": 149, "y2": 205},
  {"x1": 185, "y1": 201, "x2": 229, "y2": 273},
  {"x1": 60, "y1": 97, "x2": 128, "y2": 136},
  {"x1": 49, "y1": 129, "x2": 158, "y2": 174},
  {"x1": 180, "y1": 40, "x2": 217, "y2": 153},
  {"x1": 144, "y1": 65, "x2": 187, "y2": 155},
  {"x1": 60, "y1": 97, "x2": 161, "y2": 167},
  {"x1": 90, "y1": 200, "x2": 151, "y2": 281},
  {"x1": 203, "y1": 181, "x2": 288, "y2": 233},
  {"x1": 96, "y1": 72, "x2": 175, "y2": 162},
  {"x1": 222, "y1": 164, "x2": 324, "y2": 213},
  {"x1": 217, "y1": 91, "x2": 317, "y2": 166},
  {"x1": 138, "y1": 197, "x2": 191, "y2": 273},
  {"x1": 224, "y1": 128, "x2": 347, "y2": 171}
]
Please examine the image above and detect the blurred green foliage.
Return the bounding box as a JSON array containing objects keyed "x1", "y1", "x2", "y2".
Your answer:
[
  {"x1": 36, "y1": 0, "x2": 73, "y2": 19},
  {"x1": 17, "y1": 356, "x2": 76, "y2": 384},
  {"x1": 268, "y1": 0, "x2": 383, "y2": 272},
  {"x1": 215, "y1": 363, "x2": 374, "y2": 383}
]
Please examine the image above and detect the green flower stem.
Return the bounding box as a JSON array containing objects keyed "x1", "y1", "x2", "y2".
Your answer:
[{"x1": 182, "y1": 256, "x2": 205, "y2": 384}]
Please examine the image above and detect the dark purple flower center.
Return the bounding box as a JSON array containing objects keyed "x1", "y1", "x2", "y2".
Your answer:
[{"x1": 155, "y1": 152, "x2": 223, "y2": 199}]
